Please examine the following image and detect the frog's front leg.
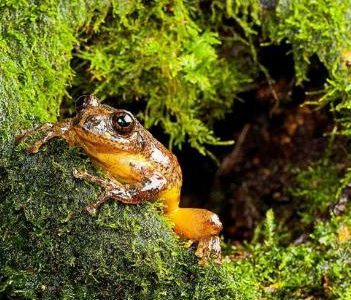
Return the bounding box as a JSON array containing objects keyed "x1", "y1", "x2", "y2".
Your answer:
[
  {"x1": 73, "y1": 169, "x2": 167, "y2": 214},
  {"x1": 16, "y1": 123, "x2": 54, "y2": 145},
  {"x1": 16, "y1": 120, "x2": 73, "y2": 153}
]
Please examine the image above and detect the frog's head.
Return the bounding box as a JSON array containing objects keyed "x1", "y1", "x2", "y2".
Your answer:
[
  {"x1": 72, "y1": 95, "x2": 173, "y2": 183},
  {"x1": 73, "y1": 95, "x2": 147, "y2": 154}
]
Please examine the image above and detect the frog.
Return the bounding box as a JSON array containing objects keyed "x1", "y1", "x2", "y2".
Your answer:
[{"x1": 17, "y1": 95, "x2": 222, "y2": 265}]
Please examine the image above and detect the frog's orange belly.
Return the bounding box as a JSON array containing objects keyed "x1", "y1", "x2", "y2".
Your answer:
[{"x1": 87, "y1": 151, "x2": 150, "y2": 183}]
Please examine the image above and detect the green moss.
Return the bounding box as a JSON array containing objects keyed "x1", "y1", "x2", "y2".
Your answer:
[
  {"x1": 249, "y1": 210, "x2": 351, "y2": 299},
  {"x1": 262, "y1": 0, "x2": 351, "y2": 137},
  {"x1": 264, "y1": 0, "x2": 351, "y2": 83},
  {"x1": 290, "y1": 160, "x2": 341, "y2": 225},
  {"x1": 2, "y1": 1, "x2": 351, "y2": 299},
  {"x1": 0, "y1": 0, "x2": 111, "y2": 153},
  {"x1": 0, "y1": 0, "x2": 259, "y2": 156},
  {"x1": 0, "y1": 139, "x2": 258, "y2": 299},
  {"x1": 1, "y1": 0, "x2": 351, "y2": 152},
  {"x1": 73, "y1": 1, "x2": 256, "y2": 155}
]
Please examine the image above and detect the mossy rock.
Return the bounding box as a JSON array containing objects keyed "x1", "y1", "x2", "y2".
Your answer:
[{"x1": 0, "y1": 139, "x2": 257, "y2": 299}]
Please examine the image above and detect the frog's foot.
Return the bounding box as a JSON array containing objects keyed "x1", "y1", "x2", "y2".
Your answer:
[
  {"x1": 16, "y1": 121, "x2": 72, "y2": 153},
  {"x1": 73, "y1": 169, "x2": 115, "y2": 189},
  {"x1": 73, "y1": 169, "x2": 116, "y2": 215},
  {"x1": 15, "y1": 123, "x2": 55, "y2": 152},
  {"x1": 73, "y1": 169, "x2": 143, "y2": 215},
  {"x1": 195, "y1": 236, "x2": 221, "y2": 266},
  {"x1": 27, "y1": 138, "x2": 51, "y2": 154},
  {"x1": 86, "y1": 191, "x2": 113, "y2": 215},
  {"x1": 166, "y1": 208, "x2": 222, "y2": 265},
  {"x1": 72, "y1": 169, "x2": 88, "y2": 180},
  {"x1": 184, "y1": 239, "x2": 195, "y2": 249}
]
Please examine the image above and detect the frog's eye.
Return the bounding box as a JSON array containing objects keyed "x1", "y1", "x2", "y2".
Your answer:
[
  {"x1": 75, "y1": 95, "x2": 99, "y2": 112},
  {"x1": 112, "y1": 111, "x2": 135, "y2": 135}
]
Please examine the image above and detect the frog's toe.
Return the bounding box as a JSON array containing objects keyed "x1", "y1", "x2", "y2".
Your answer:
[
  {"x1": 86, "y1": 204, "x2": 97, "y2": 216},
  {"x1": 72, "y1": 169, "x2": 79, "y2": 177},
  {"x1": 27, "y1": 143, "x2": 41, "y2": 154},
  {"x1": 73, "y1": 169, "x2": 86, "y2": 179},
  {"x1": 195, "y1": 236, "x2": 221, "y2": 266},
  {"x1": 15, "y1": 132, "x2": 26, "y2": 145},
  {"x1": 184, "y1": 239, "x2": 195, "y2": 249}
]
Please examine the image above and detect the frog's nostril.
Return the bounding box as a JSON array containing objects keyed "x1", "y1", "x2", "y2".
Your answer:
[{"x1": 86, "y1": 116, "x2": 100, "y2": 125}]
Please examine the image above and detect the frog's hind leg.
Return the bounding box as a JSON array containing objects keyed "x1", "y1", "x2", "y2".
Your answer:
[
  {"x1": 16, "y1": 121, "x2": 73, "y2": 153},
  {"x1": 166, "y1": 208, "x2": 222, "y2": 265},
  {"x1": 195, "y1": 236, "x2": 221, "y2": 265}
]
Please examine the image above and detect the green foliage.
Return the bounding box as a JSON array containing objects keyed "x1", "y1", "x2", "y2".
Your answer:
[
  {"x1": 263, "y1": 0, "x2": 351, "y2": 137},
  {"x1": 248, "y1": 208, "x2": 351, "y2": 299},
  {"x1": 264, "y1": 0, "x2": 351, "y2": 83},
  {"x1": 0, "y1": 0, "x2": 261, "y2": 156},
  {"x1": 2, "y1": 0, "x2": 351, "y2": 299},
  {"x1": 206, "y1": 0, "x2": 261, "y2": 62},
  {"x1": 291, "y1": 160, "x2": 341, "y2": 224},
  {"x1": 0, "y1": 140, "x2": 258, "y2": 299},
  {"x1": 75, "y1": 0, "x2": 257, "y2": 154},
  {"x1": 2, "y1": 0, "x2": 351, "y2": 153}
]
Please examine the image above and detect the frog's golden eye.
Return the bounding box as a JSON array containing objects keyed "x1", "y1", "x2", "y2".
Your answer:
[{"x1": 112, "y1": 111, "x2": 135, "y2": 135}]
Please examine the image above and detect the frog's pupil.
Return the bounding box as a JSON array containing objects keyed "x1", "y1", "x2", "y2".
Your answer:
[{"x1": 117, "y1": 115, "x2": 132, "y2": 127}]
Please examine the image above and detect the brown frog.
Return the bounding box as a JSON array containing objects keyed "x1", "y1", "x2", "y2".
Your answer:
[{"x1": 18, "y1": 95, "x2": 222, "y2": 264}]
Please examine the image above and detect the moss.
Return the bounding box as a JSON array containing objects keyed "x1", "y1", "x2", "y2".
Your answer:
[
  {"x1": 263, "y1": 0, "x2": 351, "y2": 82},
  {"x1": 248, "y1": 210, "x2": 351, "y2": 299},
  {"x1": 0, "y1": 0, "x2": 259, "y2": 156},
  {"x1": 1, "y1": 0, "x2": 351, "y2": 152},
  {"x1": 290, "y1": 160, "x2": 341, "y2": 225},
  {"x1": 2, "y1": 0, "x2": 351, "y2": 299},
  {"x1": 262, "y1": 0, "x2": 351, "y2": 135},
  {"x1": 0, "y1": 0, "x2": 111, "y2": 154},
  {"x1": 0, "y1": 139, "x2": 258, "y2": 299},
  {"x1": 73, "y1": 1, "x2": 256, "y2": 155}
]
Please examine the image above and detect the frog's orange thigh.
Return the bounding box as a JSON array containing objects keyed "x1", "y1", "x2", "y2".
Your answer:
[{"x1": 166, "y1": 208, "x2": 222, "y2": 241}]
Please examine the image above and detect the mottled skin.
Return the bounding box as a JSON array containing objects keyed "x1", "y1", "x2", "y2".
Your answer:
[{"x1": 18, "y1": 95, "x2": 222, "y2": 264}]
